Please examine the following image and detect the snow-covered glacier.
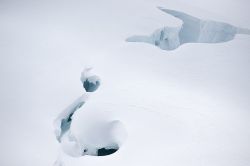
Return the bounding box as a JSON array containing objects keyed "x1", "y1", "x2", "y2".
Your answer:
[
  {"x1": 126, "y1": 7, "x2": 250, "y2": 50},
  {"x1": 1, "y1": 0, "x2": 250, "y2": 166}
]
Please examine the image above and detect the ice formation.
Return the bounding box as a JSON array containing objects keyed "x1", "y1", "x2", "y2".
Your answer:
[
  {"x1": 53, "y1": 68, "x2": 127, "y2": 160},
  {"x1": 126, "y1": 7, "x2": 250, "y2": 50}
]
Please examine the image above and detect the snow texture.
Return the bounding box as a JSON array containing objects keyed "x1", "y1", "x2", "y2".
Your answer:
[{"x1": 126, "y1": 7, "x2": 250, "y2": 50}]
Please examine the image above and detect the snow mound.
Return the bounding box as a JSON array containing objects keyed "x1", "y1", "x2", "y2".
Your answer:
[
  {"x1": 72, "y1": 110, "x2": 127, "y2": 157},
  {"x1": 126, "y1": 7, "x2": 250, "y2": 50}
]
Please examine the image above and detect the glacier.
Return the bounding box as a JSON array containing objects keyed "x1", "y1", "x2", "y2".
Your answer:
[{"x1": 1, "y1": 0, "x2": 250, "y2": 166}]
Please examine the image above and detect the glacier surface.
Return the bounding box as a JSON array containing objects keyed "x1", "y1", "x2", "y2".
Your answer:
[{"x1": 1, "y1": 0, "x2": 250, "y2": 166}]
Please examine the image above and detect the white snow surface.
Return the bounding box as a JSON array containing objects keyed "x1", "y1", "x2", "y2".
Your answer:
[{"x1": 0, "y1": 0, "x2": 250, "y2": 166}]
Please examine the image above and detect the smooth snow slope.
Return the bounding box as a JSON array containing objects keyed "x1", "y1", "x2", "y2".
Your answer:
[{"x1": 0, "y1": 0, "x2": 250, "y2": 166}]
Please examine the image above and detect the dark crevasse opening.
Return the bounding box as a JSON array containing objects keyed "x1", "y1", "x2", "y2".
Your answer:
[
  {"x1": 83, "y1": 79, "x2": 100, "y2": 92},
  {"x1": 97, "y1": 147, "x2": 119, "y2": 156},
  {"x1": 126, "y1": 7, "x2": 250, "y2": 51},
  {"x1": 58, "y1": 112, "x2": 75, "y2": 142}
]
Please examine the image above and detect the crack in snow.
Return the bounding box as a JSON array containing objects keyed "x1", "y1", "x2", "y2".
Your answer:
[
  {"x1": 54, "y1": 68, "x2": 127, "y2": 165},
  {"x1": 126, "y1": 7, "x2": 250, "y2": 50}
]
